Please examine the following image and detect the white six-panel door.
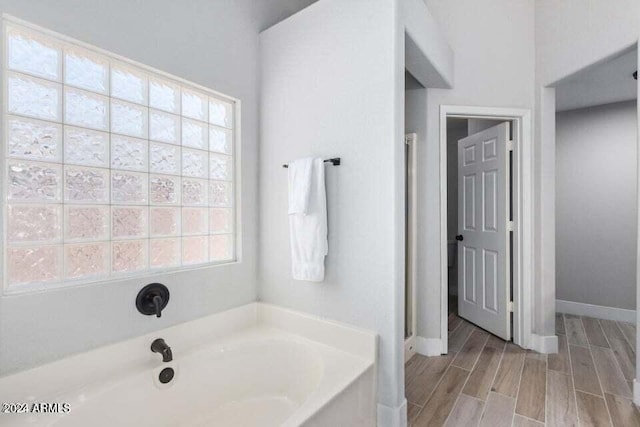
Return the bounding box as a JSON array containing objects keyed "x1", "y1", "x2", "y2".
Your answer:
[{"x1": 457, "y1": 122, "x2": 511, "y2": 340}]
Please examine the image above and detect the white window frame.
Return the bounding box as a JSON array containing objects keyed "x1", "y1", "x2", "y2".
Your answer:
[{"x1": 1, "y1": 14, "x2": 242, "y2": 295}]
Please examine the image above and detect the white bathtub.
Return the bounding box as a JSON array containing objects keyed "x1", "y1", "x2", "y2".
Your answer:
[{"x1": 0, "y1": 303, "x2": 377, "y2": 426}]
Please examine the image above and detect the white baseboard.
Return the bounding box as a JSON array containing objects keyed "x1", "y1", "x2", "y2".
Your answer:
[
  {"x1": 528, "y1": 333, "x2": 558, "y2": 354},
  {"x1": 377, "y1": 399, "x2": 407, "y2": 427},
  {"x1": 415, "y1": 336, "x2": 443, "y2": 356},
  {"x1": 634, "y1": 380, "x2": 640, "y2": 406},
  {"x1": 556, "y1": 299, "x2": 636, "y2": 323}
]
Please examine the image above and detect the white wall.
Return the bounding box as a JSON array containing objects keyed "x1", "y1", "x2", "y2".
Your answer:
[
  {"x1": 536, "y1": 0, "x2": 639, "y2": 88},
  {"x1": 417, "y1": 0, "x2": 639, "y2": 349},
  {"x1": 423, "y1": 0, "x2": 639, "y2": 345},
  {"x1": 556, "y1": 101, "x2": 638, "y2": 310},
  {"x1": 420, "y1": 0, "x2": 535, "y2": 339},
  {"x1": 259, "y1": 0, "x2": 403, "y2": 416},
  {"x1": 259, "y1": 1, "x2": 454, "y2": 421},
  {"x1": 0, "y1": 0, "x2": 298, "y2": 376}
]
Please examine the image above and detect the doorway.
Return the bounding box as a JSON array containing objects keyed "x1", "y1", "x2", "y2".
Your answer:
[
  {"x1": 439, "y1": 106, "x2": 534, "y2": 354},
  {"x1": 446, "y1": 118, "x2": 512, "y2": 341},
  {"x1": 552, "y1": 46, "x2": 638, "y2": 402},
  {"x1": 553, "y1": 46, "x2": 638, "y2": 320}
]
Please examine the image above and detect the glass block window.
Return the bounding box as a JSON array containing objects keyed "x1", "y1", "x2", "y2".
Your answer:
[{"x1": 3, "y1": 19, "x2": 237, "y2": 292}]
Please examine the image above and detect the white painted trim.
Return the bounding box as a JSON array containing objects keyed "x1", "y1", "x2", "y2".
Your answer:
[
  {"x1": 636, "y1": 46, "x2": 640, "y2": 395},
  {"x1": 528, "y1": 334, "x2": 558, "y2": 354},
  {"x1": 538, "y1": 86, "x2": 557, "y2": 347},
  {"x1": 556, "y1": 299, "x2": 636, "y2": 323},
  {"x1": 404, "y1": 335, "x2": 416, "y2": 363},
  {"x1": 439, "y1": 111, "x2": 449, "y2": 354},
  {"x1": 439, "y1": 106, "x2": 534, "y2": 353},
  {"x1": 404, "y1": 133, "x2": 418, "y2": 364},
  {"x1": 377, "y1": 399, "x2": 407, "y2": 427},
  {"x1": 415, "y1": 336, "x2": 443, "y2": 356}
]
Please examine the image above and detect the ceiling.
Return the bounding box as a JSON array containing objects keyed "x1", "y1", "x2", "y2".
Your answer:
[
  {"x1": 405, "y1": 71, "x2": 424, "y2": 90},
  {"x1": 256, "y1": 0, "x2": 319, "y2": 32},
  {"x1": 555, "y1": 48, "x2": 637, "y2": 112}
]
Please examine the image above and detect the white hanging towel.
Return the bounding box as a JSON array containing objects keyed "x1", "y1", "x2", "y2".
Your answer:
[
  {"x1": 287, "y1": 157, "x2": 314, "y2": 214},
  {"x1": 288, "y1": 157, "x2": 328, "y2": 281}
]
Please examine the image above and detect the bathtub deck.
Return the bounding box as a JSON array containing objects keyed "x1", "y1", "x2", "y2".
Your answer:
[
  {"x1": 405, "y1": 313, "x2": 639, "y2": 427},
  {"x1": 0, "y1": 303, "x2": 377, "y2": 427}
]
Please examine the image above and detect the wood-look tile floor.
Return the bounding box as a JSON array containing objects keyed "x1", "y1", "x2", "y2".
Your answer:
[{"x1": 405, "y1": 313, "x2": 640, "y2": 427}]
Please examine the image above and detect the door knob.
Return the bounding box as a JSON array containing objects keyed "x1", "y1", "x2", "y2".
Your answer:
[{"x1": 455, "y1": 235, "x2": 464, "y2": 241}]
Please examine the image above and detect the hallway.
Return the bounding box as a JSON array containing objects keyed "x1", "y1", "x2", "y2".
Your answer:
[{"x1": 405, "y1": 313, "x2": 639, "y2": 426}]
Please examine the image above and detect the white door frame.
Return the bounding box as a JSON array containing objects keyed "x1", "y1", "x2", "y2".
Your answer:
[
  {"x1": 439, "y1": 105, "x2": 533, "y2": 353},
  {"x1": 404, "y1": 133, "x2": 418, "y2": 362}
]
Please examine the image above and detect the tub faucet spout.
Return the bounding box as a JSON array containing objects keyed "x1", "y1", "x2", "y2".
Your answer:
[{"x1": 151, "y1": 338, "x2": 173, "y2": 362}]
